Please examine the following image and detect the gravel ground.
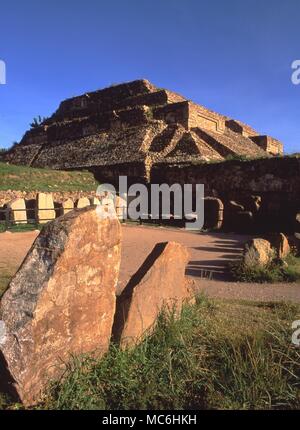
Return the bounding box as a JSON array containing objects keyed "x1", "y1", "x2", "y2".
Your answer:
[{"x1": 0, "y1": 225, "x2": 299, "y2": 302}]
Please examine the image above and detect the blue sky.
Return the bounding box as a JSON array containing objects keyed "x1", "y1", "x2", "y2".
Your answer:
[{"x1": 0, "y1": 0, "x2": 299, "y2": 153}]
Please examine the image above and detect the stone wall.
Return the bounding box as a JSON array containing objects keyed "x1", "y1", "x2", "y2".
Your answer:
[
  {"x1": 225, "y1": 120, "x2": 258, "y2": 137},
  {"x1": 150, "y1": 157, "x2": 300, "y2": 232},
  {"x1": 250, "y1": 135, "x2": 284, "y2": 156},
  {"x1": 188, "y1": 102, "x2": 225, "y2": 133},
  {"x1": 153, "y1": 101, "x2": 189, "y2": 128}
]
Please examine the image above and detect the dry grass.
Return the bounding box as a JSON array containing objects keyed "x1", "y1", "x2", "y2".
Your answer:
[
  {"x1": 30, "y1": 297, "x2": 300, "y2": 410},
  {"x1": 0, "y1": 162, "x2": 99, "y2": 192}
]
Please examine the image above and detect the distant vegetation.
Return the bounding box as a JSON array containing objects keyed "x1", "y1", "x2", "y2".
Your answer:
[
  {"x1": 0, "y1": 270, "x2": 12, "y2": 299},
  {"x1": 30, "y1": 115, "x2": 48, "y2": 129},
  {"x1": 0, "y1": 162, "x2": 99, "y2": 192}
]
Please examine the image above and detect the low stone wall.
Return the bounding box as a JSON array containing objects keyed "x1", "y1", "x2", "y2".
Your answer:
[
  {"x1": 0, "y1": 190, "x2": 97, "y2": 207},
  {"x1": 0, "y1": 191, "x2": 99, "y2": 225}
]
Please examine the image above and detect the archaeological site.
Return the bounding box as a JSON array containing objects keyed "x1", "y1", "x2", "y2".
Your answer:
[
  {"x1": 0, "y1": 83, "x2": 299, "y2": 410},
  {"x1": 4, "y1": 79, "x2": 299, "y2": 233},
  {"x1": 1, "y1": 0, "x2": 300, "y2": 417}
]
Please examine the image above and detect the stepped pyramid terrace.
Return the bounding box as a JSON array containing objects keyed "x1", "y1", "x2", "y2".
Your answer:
[{"x1": 5, "y1": 79, "x2": 283, "y2": 182}]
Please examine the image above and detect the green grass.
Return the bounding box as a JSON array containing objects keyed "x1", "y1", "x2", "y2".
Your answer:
[
  {"x1": 2, "y1": 296, "x2": 297, "y2": 410},
  {"x1": 0, "y1": 222, "x2": 43, "y2": 233},
  {"x1": 230, "y1": 254, "x2": 300, "y2": 283},
  {"x1": 0, "y1": 162, "x2": 99, "y2": 192},
  {"x1": 0, "y1": 271, "x2": 12, "y2": 298}
]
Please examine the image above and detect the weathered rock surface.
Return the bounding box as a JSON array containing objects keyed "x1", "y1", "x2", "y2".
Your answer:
[
  {"x1": 113, "y1": 241, "x2": 192, "y2": 349},
  {"x1": 243, "y1": 238, "x2": 274, "y2": 267},
  {"x1": 0, "y1": 206, "x2": 121, "y2": 405}
]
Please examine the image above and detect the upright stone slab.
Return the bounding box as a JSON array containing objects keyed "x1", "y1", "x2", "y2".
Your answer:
[
  {"x1": 7, "y1": 198, "x2": 27, "y2": 224},
  {"x1": 62, "y1": 198, "x2": 74, "y2": 215},
  {"x1": 89, "y1": 197, "x2": 100, "y2": 205},
  {"x1": 76, "y1": 197, "x2": 90, "y2": 208},
  {"x1": 113, "y1": 241, "x2": 192, "y2": 349},
  {"x1": 36, "y1": 193, "x2": 55, "y2": 224},
  {"x1": 204, "y1": 197, "x2": 223, "y2": 230},
  {"x1": 0, "y1": 206, "x2": 121, "y2": 405},
  {"x1": 115, "y1": 195, "x2": 127, "y2": 220}
]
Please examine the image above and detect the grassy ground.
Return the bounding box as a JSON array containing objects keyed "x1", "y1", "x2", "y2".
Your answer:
[
  {"x1": 0, "y1": 162, "x2": 99, "y2": 192},
  {"x1": 2, "y1": 296, "x2": 299, "y2": 410},
  {"x1": 0, "y1": 223, "x2": 42, "y2": 233},
  {"x1": 0, "y1": 270, "x2": 12, "y2": 298}
]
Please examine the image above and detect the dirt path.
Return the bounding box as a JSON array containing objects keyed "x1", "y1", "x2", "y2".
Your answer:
[
  {"x1": 119, "y1": 224, "x2": 249, "y2": 292},
  {"x1": 0, "y1": 225, "x2": 299, "y2": 302},
  {"x1": 0, "y1": 231, "x2": 38, "y2": 275}
]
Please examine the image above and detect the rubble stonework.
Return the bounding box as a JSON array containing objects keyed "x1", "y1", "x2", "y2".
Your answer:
[
  {"x1": 4, "y1": 80, "x2": 283, "y2": 181},
  {"x1": 151, "y1": 157, "x2": 300, "y2": 232}
]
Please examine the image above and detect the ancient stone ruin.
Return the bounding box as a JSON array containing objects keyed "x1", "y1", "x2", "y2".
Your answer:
[
  {"x1": 3, "y1": 79, "x2": 299, "y2": 233},
  {"x1": 0, "y1": 192, "x2": 101, "y2": 227},
  {"x1": 5, "y1": 79, "x2": 283, "y2": 182}
]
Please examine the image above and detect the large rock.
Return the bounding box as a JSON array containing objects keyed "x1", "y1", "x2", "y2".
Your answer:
[
  {"x1": 36, "y1": 193, "x2": 56, "y2": 224},
  {"x1": 0, "y1": 206, "x2": 121, "y2": 405},
  {"x1": 113, "y1": 241, "x2": 192, "y2": 349},
  {"x1": 243, "y1": 238, "x2": 274, "y2": 267}
]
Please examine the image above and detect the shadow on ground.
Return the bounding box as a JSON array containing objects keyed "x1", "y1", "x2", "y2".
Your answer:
[{"x1": 186, "y1": 237, "x2": 244, "y2": 281}]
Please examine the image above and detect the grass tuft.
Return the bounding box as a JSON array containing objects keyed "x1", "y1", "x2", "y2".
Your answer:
[{"x1": 229, "y1": 254, "x2": 300, "y2": 283}]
